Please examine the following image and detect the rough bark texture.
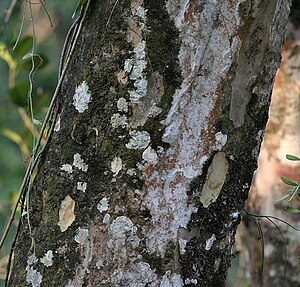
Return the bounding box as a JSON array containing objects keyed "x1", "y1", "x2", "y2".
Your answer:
[
  {"x1": 10, "y1": 1, "x2": 291, "y2": 286},
  {"x1": 239, "y1": 8, "x2": 300, "y2": 287}
]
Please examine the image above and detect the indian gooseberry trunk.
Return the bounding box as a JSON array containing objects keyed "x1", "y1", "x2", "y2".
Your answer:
[{"x1": 10, "y1": 0, "x2": 292, "y2": 286}]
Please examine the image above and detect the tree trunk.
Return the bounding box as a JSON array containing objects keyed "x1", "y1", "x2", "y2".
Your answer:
[
  {"x1": 9, "y1": 1, "x2": 291, "y2": 286},
  {"x1": 239, "y1": 11, "x2": 300, "y2": 287}
]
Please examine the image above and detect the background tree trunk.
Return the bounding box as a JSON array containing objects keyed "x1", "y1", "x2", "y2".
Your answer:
[
  {"x1": 9, "y1": 1, "x2": 291, "y2": 286},
  {"x1": 239, "y1": 6, "x2": 300, "y2": 287}
]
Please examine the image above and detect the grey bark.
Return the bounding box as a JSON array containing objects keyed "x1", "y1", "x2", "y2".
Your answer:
[{"x1": 9, "y1": 0, "x2": 292, "y2": 286}]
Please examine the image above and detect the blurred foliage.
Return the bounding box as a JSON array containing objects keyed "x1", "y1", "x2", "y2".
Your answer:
[
  {"x1": 276, "y1": 154, "x2": 300, "y2": 213},
  {"x1": 0, "y1": 0, "x2": 76, "y2": 283}
]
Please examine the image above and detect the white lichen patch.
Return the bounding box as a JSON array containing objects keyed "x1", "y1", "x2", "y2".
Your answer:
[
  {"x1": 178, "y1": 238, "x2": 188, "y2": 255},
  {"x1": 128, "y1": 42, "x2": 147, "y2": 81},
  {"x1": 231, "y1": 211, "x2": 240, "y2": 219},
  {"x1": 142, "y1": 146, "x2": 158, "y2": 165},
  {"x1": 148, "y1": 103, "x2": 163, "y2": 118},
  {"x1": 110, "y1": 262, "x2": 159, "y2": 287},
  {"x1": 111, "y1": 113, "x2": 128, "y2": 129},
  {"x1": 109, "y1": 216, "x2": 133, "y2": 238},
  {"x1": 57, "y1": 195, "x2": 75, "y2": 232},
  {"x1": 40, "y1": 250, "x2": 53, "y2": 267},
  {"x1": 103, "y1": 213, "x2": 111, "y2": 224},
  {"x1": 127, "y1": 225, "x2": 140, "y2": 249},
  {"x1": 125, "y1": 130, "x2": 151, "y2": 150},
  {"x1": 73, "y1": 153, "x2": 88, "y2": 172},
  {"x1": 60, "y1": 164, "x2": 73, "y2": 174},
  {"x1": 77, "y1": 182, "x2": 87, "y2": 192},
  {"x1": 185, "y1": 278, "x2": 198, "y2": 285},
  {"x1": 127, "y1": 168, "x2": 136, "y2": 176},
  {"x1": 26, "y1": 254, "x2": 42, "y2": 287},
  {"x1": 205, "y1": 234, "x2": 216, "y2": 251},
  {"x1": 67, "y1": 225, "x2": 94, "y2": 287},
  {"x1": 131, "y1": 3, "x2": 147, "y2": 18},
  {"x1": 124, "y1": 59, "x2": 133, "y2": 73},
  {"x1": 214, "y1": 131, "x2": 228, "y2": 151},
  {"x1": 26, "y1": 266, "x2": 42, "y2": 287},
  {"x1": 160, "y1": 272, "x2": 183, "y2": 287},
  {"x1": 97, "y1": 197, "x2": 109, "y2": 213},
  {"x1": 107, "y1": 216, "x2": 141, "y2": 261},
  {"x1": 200, "y1": 152, "x2": 228, "y2": 208},
  {"x1": 117, "y1": 98, "x2": 128, "y2": 113},
  {"x1": 125, "y1": 2, "x2": 148, "y2": 104},
  {"x1": 75, "y1": 228, "x2": 89, "y2": 244},
  {"x1": 73, "y1": 81, "x2": 92, "y2": 113},
  {"x1": 225, "y1": 211, "x2": 240, "y2": 228},
  {"x1": 96, "y1": 260, "x2": 104, "y2": 270},
  {"x1": 54, "y1": 115, "x2": 61, "y2": 132},
  {"x1": 129, "y1": 76, "x2": 148, "y2": 102},
  {"x1": 111, "y1": 156, "x2": 123, "y2": 176},
  {"x1": 27, "y1": 254, "x2": 38, "y2": 265}
]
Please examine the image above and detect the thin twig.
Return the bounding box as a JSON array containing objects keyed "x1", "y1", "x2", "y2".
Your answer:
[
  {"x1": 265, "y1": 217, "x2": 287, "y2": 287},
  {"x1": 243, "y1": 208, "x2": 300, "y2": 287},
  {"x1": 40, "y1": 1, "x2": 53, "y2": 27},
  {"x1": 244, "y1": 209, "x2": 264, "y2": 287},
  {"x1": 4, "y1": 188, "x2": 27, "y2": 287},
  {"x1": 13, "y1": 1, "x2": 27, "y2": 51},
  {"x1": 106, "y1": 0, "x2": 119, "y2": 28},
  {"x1": 4, "y1": 0, "x2": 17, "y2": 23}
]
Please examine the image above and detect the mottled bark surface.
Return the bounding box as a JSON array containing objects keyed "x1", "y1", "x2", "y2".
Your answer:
[
  {"x1": 10, "y1": 1, "x2": 291, "y2": 286},
  {"x1": 239, "y1": 9, "x2": 300, "y2": 287}
]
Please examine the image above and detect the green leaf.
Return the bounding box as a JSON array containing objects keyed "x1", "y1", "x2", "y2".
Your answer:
[
  {"x1": 286, "y1": 154, "x2": 300, "y2": 161},
  {"x1": 288, "y1": 185, "x2": 300, "y2": 202},
  {"x1": 281, "y1": 176, "x2": 297, "y2": 187},
  {"x1": 8, "y1": 81, "x2": 29, "y2": 107},
  {"x1": 22, "y1": 52, "x2": 33, "y2": 60},
  {"x1": 72, "y1": 0, "x2": 87, "y2": 18},
  {"x1": 33, "y1": 119, "x2": 42, "y2": 126},
  {"x1": 12, "y1": 36, "x2": 33, "y2": 61},
  {"x1": 275, "y1": 194, "x2": 290, "y2": 203},
  {"x1": 286, "y1": 207, "x2": 300, "y2": 213},
  {"x1": 17, "y1": 53, "x2": 48, "y2": 73}
]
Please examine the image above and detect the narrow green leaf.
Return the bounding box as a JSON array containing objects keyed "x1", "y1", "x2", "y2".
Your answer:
[
  {"x1": 72, "y1": 0, "x2": 87, "y2": 18},
  {"x1": 22, "y1": 52, "x2": 32, "y2": 60},
  {"x1": 286, "y1": 154, "x2": 300, "y2": 161},
  {"x1": 281, "y1": 176, "x2": 297, "y2": 187},
  {"x1": 286, "y1": 206, "x2": 300, "y2": 213},
  {"x1": 275, "y1": 194, "x2": 290, "y2": 203},
  {"x1": 288, "y1": 185, "x2": 300, "y2": 203},
  {"x1": 33, "y1": 119, "x2": 42, "y2": 126}
]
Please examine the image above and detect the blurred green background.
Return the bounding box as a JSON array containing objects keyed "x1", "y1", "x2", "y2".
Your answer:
[{"x1": 0, "y1": 1, "x2": 77, "y2": 282}]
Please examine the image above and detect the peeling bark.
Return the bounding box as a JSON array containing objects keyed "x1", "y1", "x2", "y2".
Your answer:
[{"x1": 10, "y1": 1, "x2": 292, "y2": 286}]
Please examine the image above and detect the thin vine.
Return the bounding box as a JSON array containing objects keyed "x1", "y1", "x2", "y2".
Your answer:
[{"x1": 1, "y1": 0, "x2": 92, "y2": 284}]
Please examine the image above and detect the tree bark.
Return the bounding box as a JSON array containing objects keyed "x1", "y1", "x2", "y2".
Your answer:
[
  {"x1": 239, "y1": 11, "x2": 300, "y2": 287},
  {"x1": 9, "y1": 0, "x2": 292, "y2": 286}
]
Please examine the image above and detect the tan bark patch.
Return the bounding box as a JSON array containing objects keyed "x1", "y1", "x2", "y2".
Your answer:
[{"x1": 57, "y1": 195, "x2": 75, "y2": 232}]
